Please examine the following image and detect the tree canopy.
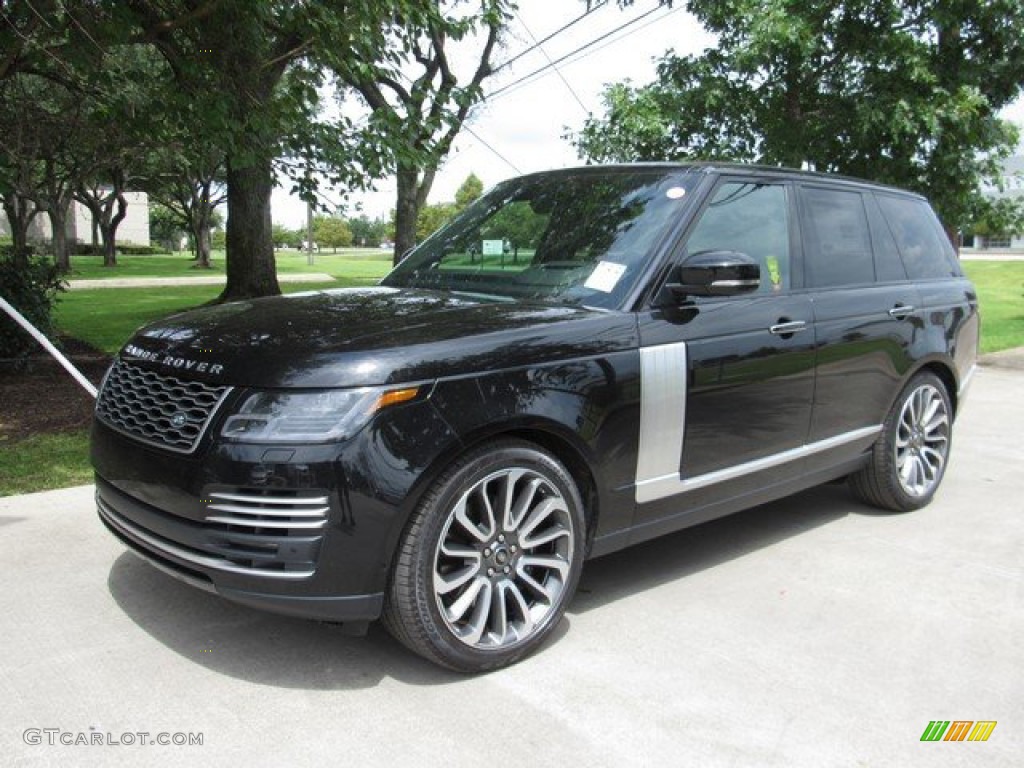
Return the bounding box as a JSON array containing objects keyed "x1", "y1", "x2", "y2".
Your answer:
[
  {"x1": 1, "y1": 0, "x2": 520, "y2": 299},
  {"x1": 572, "y1": 0, "x2": 1024, "y2": 233}
]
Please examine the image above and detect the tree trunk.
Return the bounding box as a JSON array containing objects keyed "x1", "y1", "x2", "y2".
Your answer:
[
  {"x1": 101, "y1": 192, "x2": 128, "y2": 268},
  {"x1": 394, "y1": 167, "x2": 420, "y2": 267},
  {"x1": 393, "y1": 163, "x2": 437, "y2": 267},
  {"x1": 192, "y1": 210, "x2": 212, "y2": 269},
  {"x1": 48, "y1": 203, "x2": 71, "y2": 273},
  {"x1": 194, "y1": 180, "x2": 213, "y2": 268},
  {"x1": 2, "y1": 193, "x2": 37, "y2": 268},
  {"x1": 102, "y1": 190, "x2": 128, "y2": 268},
  {"x1": 219, "y1": 156, "x2": 279, "y2": 301}
]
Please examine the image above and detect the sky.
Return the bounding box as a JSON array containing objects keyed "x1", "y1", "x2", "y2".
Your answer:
[{"x1": 270, "y1": 0, "x2": 1024, "y2": 229}]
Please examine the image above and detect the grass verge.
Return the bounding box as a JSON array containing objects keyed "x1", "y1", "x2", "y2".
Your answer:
[
  {"x1": 0, "y1": 431, "x2": 92, "y2": 496},
  {"x1": 961, "y1": 261, "x2": 1024, "y2": 354}
]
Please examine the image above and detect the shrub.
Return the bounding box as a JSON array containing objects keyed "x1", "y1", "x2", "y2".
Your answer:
[
  {"x1": 71, "y1": 243, "x2": 170, "y2": 256},
  {"x1": 118, "y1": 244, "x2": 170, "y2": 255},
  {"x1": 0, "y1": 252, "x2": 67, "y2": 361}
]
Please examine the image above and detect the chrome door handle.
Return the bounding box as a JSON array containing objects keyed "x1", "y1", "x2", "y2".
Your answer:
[
  {"x1": 888, "y1": 305, "x2": 915, "y2": 319},
  {"x1": 769, "y1": 321, "x2": 808, "y2": 336}
]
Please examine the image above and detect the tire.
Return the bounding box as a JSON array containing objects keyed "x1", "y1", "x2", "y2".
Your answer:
[
  {"x1": 382, "y1": 439, "x2": 586, "y2": 673},
  {"x1": 849, "y1": 372, "x2": 953, "y2": 512}
]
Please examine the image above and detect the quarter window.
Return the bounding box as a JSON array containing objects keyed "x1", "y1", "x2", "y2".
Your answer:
[
  {"x1": 801, "y1": 187, "x2": 874, "y2": 287},
  {"x1": 876, "y1": 194, "x2": 958, "y2": 279},
  {"x1": 684, "y1": 182, "x2": 791, "y2": 292}
]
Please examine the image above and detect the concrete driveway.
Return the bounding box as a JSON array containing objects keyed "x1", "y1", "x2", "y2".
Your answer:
[{"x1": 2, "y1": 362, "x2": 1022, "y2": 767}]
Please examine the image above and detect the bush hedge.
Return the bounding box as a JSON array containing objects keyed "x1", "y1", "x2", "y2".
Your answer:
[
  {"x1": 0, "y1": 250, "x2": 67, "y2": 361},
  {"x1": 71, "y1": 243, "x2": 170, "y2": 256}
]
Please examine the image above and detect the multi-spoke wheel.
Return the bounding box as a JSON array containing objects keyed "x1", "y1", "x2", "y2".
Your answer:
[
  {"x1": 850, "y1": 372, "x2": 953, "y2": 512},
  {"x1": 383, "y1": 440, "x2": 585, "y2": 672}
]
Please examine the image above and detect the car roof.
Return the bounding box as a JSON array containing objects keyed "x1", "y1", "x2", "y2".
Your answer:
[{"x1": 512, "y1": 162, "x2": 927, "y2": 200}]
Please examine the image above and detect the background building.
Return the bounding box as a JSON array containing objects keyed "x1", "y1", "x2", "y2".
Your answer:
[{"x1": 1, "y1": 191, "x2": 151, "y2": 248}]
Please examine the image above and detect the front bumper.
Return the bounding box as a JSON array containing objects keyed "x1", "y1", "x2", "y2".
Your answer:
[{"x1": 96, "y1": 477, "x2": 384, "y2": 621}]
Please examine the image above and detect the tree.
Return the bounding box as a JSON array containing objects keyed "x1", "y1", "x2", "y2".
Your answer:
[
  {"x1": 572, "y1": 1, "x2": 1024, "y2": 234},
  {"x1": 335, "y1": 1, "x2": 514, "y2": 265},
  {"x1": 150, "y1": 202, "x2": 186, "y2": 250},
  {"x1": 143, "y1": 131, "x2": 227, "y2": 270},
  {"x1": 272, "y1": 224, "x2": 296, "y2": 249},
  {"x1": 0, "y1": 73, "x2": 98, "y2": 272},
  {"x1": 73, "y1": 45, "x2": 164, "y2": 267},
  {"x1": 313, "y1": 216, "x2": 353, "y2": 252},
  {"x1": 454, "y1": 172, "x2": 485, "y2": 212},
  {"x1": 346, "y1": 214, "x2": 389, "y2": 247},
  {"x1": 416, "y1": 202, "x2": 458, "y2": 242}
]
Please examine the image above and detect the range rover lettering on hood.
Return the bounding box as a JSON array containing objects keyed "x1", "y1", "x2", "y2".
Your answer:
[{"x1": 123, "y1": 343, "x2": 225, "y2": 375}]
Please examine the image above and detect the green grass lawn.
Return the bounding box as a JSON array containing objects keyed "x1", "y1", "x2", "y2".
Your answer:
[
  {"x1": 68, "y1": 249, "x2": 393, "y2": 280},
  {"x1": 961, "y1": 261, "x2": 1024, "y2": 354},
  {"x1": 0, "y1": 432, "x2": 92, "y2": 496}
]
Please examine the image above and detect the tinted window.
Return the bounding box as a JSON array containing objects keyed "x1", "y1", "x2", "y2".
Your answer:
[
  {"x1": 685, "y1": 182, "x2": 790, "y2": 292},
  {"x1": 801, "y1": 187, "x2": 874, "y2": 287},
  {"x1": 865, "y1": 194, "x2": 908, "y2": 282},
  {"x1": 876, "y1": 194, "x2": 958, "y2": 279}
]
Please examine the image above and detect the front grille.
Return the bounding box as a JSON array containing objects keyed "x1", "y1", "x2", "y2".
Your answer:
[
  {"x1": 97, "y1": 479, "x2": 330, "y2": 578},
  {"x1": 95, "y1": 360, "x2": 231, "y2": 453}
]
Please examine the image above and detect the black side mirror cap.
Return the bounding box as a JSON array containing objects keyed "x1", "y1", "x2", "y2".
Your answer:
[{"x1": 657, "y1": 250, "x2": 761, "y2": 304}]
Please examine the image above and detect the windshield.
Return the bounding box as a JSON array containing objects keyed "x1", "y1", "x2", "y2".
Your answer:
[{"x1": 382, "y1": 169, "x2": 696, "y2": 310}]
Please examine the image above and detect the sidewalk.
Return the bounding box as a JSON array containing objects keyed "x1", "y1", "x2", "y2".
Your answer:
[
  {"x1": 66, "y1": 273, "x2": 336, "y2": 289},
  {"x1": 980, "y1": 347, "x2": 1024, "y2": 371}
]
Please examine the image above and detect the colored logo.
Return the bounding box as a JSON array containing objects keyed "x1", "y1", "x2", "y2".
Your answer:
[{"x1": 920, "y1": 721, "x2": 997, "y2": 742}]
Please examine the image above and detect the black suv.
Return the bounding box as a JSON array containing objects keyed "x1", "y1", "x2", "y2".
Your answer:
[{"x1": 92, "y1": 164, "x2": 979, "y2": 672}]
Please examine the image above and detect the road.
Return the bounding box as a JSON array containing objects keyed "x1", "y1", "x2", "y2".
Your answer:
[{"x1": 2, "y1": 359, "x2": 1022, "y2": 767}]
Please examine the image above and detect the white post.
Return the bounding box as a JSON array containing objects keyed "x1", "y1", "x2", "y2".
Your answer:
[{"x1": 0, "y1": 295, "x2": 99, "y2": 399}]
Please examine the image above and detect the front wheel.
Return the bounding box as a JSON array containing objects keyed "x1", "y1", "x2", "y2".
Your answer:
[
  {"x1": 849, "y1": 372, "x2": 953, "y2": 512},
  {"x1": 383, "y1": 440, "x2": 586, "y2": 672}
]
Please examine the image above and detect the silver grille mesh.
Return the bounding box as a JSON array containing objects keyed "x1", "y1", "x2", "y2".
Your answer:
[{"x1": 96, "y1": 360, "x2": 230, "y2": 452}]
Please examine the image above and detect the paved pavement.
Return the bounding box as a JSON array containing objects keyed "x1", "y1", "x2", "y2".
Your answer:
[
  {"x1": 2, "y1": 365, "x2": 1022, "y2": 767},
  {"x1": 66, "y1": 273, "x2": 336, "y2": 289}
]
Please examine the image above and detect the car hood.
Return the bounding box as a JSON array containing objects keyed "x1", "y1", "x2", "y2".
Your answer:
[{"x1": 119, "y1": 287, "x2": 638, "y2": 388}]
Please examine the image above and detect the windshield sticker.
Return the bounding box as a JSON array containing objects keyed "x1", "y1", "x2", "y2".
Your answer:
[
  {"x1": 585, "y1": 261, "x2": 628, "y2": 293},
  {"x1": 665, "y1": 187, "x2": 687, "y2": 200}
]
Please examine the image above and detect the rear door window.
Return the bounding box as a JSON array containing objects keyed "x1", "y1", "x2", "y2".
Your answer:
[{"x1": 799, "y1": 186, "x2": 874, "y2": 288}]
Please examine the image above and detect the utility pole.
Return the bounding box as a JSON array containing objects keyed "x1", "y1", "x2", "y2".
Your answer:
[
  {"x1": 305, "y1": 156, "x2": 315, "y2": 266},
  {"x1": 306, "y1": 197, "x2": 314, "y2": 266}
]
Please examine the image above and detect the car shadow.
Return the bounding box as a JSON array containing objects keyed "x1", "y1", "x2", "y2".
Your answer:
[
  {"x1": 570, "y1": 482, "x2": 859, "y2": 614},
  {"x1": 106, "y1": 482, "x2": 866, "y2": 689}
]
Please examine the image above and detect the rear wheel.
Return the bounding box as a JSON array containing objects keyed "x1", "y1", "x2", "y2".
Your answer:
[
  {"x1": 383, "y1": 440, "x2": 585, "y2": 672},
  {"x1": 850, "y1": 372, "x2": 952, "y2": 512}
]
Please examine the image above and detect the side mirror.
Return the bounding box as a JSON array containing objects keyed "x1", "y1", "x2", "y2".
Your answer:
[{"x1": 658, "y1": 250, "x2": 761, "y2": 303}]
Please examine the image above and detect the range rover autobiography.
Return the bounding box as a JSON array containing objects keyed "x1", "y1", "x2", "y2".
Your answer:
[{"x1": 92, "y1": 164, "x2": 979, "y2": 672}]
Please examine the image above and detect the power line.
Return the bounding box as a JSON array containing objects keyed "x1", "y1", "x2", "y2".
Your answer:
[
  {"x1": 485, "y1": 2, "x2": 666, "y2": 102},
  {"x1": 492, "y1": 0, "x2": 610, "y2": 73},
  {"x1": 518, "y1": 16, "x2": 589, "y2": 115},
  {"x1": 463, "y1": 125, "x2": 522, "y2": 174}
]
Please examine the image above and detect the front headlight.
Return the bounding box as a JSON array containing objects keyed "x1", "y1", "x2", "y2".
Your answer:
[{"x1": 220, "y1": 386, "x2": 420, "y2": 443}]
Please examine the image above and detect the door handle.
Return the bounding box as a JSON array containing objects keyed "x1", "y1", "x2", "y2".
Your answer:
[
  {"x1": 769, "y1": 320, "x2": 808, "y2": 336},
  {"x1": 888, "y1": 305, "x2": 915, "y2": 319}
]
